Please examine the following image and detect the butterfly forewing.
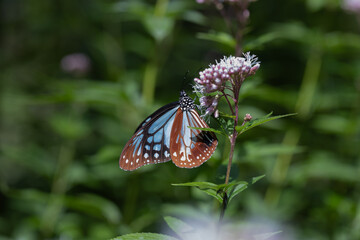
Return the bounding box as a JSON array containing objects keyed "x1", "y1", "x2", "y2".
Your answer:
[
  {"x1": 170, "y1": 109, "x2": 218, "y2": 168},
  {"x1": 119, "y1": 102, "x2": 179, "y2": 170}
]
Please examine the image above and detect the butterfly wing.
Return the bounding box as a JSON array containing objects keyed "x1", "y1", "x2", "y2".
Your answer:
[
  {"x1": 119, "y1": 102, "x2": 179, "y2": 171},
  {"x1": 170, "y1": 108, "x2": 218, "y2": 168}
]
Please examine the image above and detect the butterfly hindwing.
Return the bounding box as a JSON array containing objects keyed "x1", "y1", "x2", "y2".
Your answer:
[
  {"x1": 170, "y1": 109, "x2": 218, "y2": 168},
  {"x1": 119, "y1": 102, "x2": 179, "y2": 171}
]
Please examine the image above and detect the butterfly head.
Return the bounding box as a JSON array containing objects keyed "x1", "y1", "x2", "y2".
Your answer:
[{"x1": 179, "y1": 91, "x2": 195, "y2": 112}]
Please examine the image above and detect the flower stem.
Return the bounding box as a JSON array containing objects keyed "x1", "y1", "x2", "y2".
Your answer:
[
  {"x1": 219, "y1": 191, "x2": 228, "y2": 222},
  {"x1": 221, "y1": 90, "x2": 235, "y2": 115},
  {"x1": 225, "y1": 134, "x2": 236, "y2": 184},
  {"x1": 225, "y1": 87, "x2": 240, "y2": 184}
]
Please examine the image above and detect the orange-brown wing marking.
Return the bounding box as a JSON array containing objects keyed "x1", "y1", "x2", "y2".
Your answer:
[{"x1": 170, "y1": 109, "x2": 217, "y2": 168}]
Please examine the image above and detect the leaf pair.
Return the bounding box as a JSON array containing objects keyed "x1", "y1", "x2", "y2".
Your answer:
[
  {"x1": 190, "y1": 112, "x2": 297, "y2": 138},
  {"x1": 172, "y1": 175, "x2": 265, "y2": 205}
]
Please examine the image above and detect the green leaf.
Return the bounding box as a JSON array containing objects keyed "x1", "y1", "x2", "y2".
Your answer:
[
  {"x1": 228, "y1": 183, "x2": 248, "y2": 203},
  {"x1": 215, "y1": 181, "x2": 248, "y2": 193},
  {"x1": 312, "y1": 114, "x2": 358, "y2": 135},
  {"x1": 288, "y1": 152, "x2": 360, "y2": 183},
  {"x1": 252, "y1": 175, "x2": 266, "y2": 184},
  {"x1": 182, "y1": 10, "x2": 207, "y2": 25},
  {"x1": 65, "y1": 194, "x2": 121, "y2": 224},
  {"x1": 201, "y1": 189, "x2": 223, "y2": 203},
  {"x1": 254, "y1": 231, "x2": 282, "y2": 240},
  {"x1": 197, "y1": 31, "x2": 236, "y2": 48},
  {"x1": 214, "y1": 115, "x2": 235, "y2": 137},
  {"x1": 218, "y1": 111, "x2": 235, "y2": 119},
  {"x1": 164, "y1": 216, "x2": 193, "y2": 238},
  {"x1": 235, "y1": 112, "x2": 297, "y2": 135},
  {"x1": 172, "y1": 181, "x2": 218, "y2": 189},
  {"x1": 173, "y1": 181, "x2": 249, "y2": 203},
  {"x1": 111, "y1": 233, "x2": 178, "y2": 240},
  {"x1": 172, "y1": 181, "x2": 223, "y2": 203},
  {"x1": 143, "y1": 15, "x2": 174, "y2": 42},
  {"x1": 50, "y1": 115, "x2": 90, "y2": 140},
  {"x1": 244, "y1": 32, "x2": 283, "y2": 51},
  {"x1": 187, "y1": 126, "x2": 226, "y2": 136}
]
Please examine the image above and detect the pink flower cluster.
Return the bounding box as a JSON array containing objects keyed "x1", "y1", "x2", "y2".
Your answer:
[
  {"x1": 343, "y1": 0, "x2": 360, "y2": 14},
  {"x1": 194, "y1": 53, "x2": 259, "y2": 94},
  {"x1": 194, "y1": 53, "x2": 260, "y2": 116}
]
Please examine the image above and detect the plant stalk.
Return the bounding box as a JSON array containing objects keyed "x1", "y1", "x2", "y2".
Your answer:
[{"x1": 225, "y1": 85, "x2": 240, "y2": 184}]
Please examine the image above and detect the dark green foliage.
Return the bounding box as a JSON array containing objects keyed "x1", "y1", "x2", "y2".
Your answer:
[{"x1": 1, "y1": 0, "x2": 360, "y2": 239}]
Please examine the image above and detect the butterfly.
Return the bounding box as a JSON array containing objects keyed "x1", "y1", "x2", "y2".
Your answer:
[{"x1": 119, "y1": 91, "x2": 218, "y2": 171}]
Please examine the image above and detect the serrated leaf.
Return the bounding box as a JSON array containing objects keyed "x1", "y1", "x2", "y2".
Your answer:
[
  {"x1": 187, "y1": 126, "x2": 226, "y2": 136},
  {"x1": 215, "y1": 117, "x2": 233, "y2": 137},
  {"x1": 164, "y1": 216, "x2": 193, "y2": 238},
  {"x1": 111, "y1": 233, "x2": 178, "y2": 240},
  {"x1": 226, "y1": 119, "x2": 235, "y2": 129},
  {"x1": 235, "y1": 113, "x2": 297, "y2": 135},
  {"x1": 252, "y1": 175, "x2": 266, "y2": 184}
]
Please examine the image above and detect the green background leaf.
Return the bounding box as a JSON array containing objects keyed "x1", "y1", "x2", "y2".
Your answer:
[{"x1": 111, "y1": 233, "x2": 178, "y2": 240}]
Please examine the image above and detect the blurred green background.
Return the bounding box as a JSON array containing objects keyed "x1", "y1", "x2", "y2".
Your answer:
[{"x1": 1, "y1": 0, "x2": 360, "y2": 239}]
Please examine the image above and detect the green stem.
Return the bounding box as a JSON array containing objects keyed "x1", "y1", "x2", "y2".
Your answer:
[
  {"x1": 142, "y1": 60, "x2": 158, "y2": 105},
  {"x1": 221, "y1": 90, "x2": 235, "y2": 115},
  {"x1": 154, "y1": 0, "x2": 168, "y2": 16},
  {"x1": 225, "y1": 135, "x2": 236, "y2": 185},
  {"x1": 41, "y1": 141, "x2": 75, "y2": 237},
  {"x1": 142, "y1": 0, "x2": 170, "y2": 105},
  {"x1": 295, "y1": 50, "x2": 323, "y2": 118},
  {"x1": 225, "y1": 85, "x2": 240, "y2": 184},
  {"x1": 351, "y1": 196, "x2": 360, "y2": 239}
]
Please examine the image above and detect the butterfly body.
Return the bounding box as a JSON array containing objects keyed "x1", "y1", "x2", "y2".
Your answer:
[{"x1": 119, "y1": 91, "x2": 217, "y2": 171}]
